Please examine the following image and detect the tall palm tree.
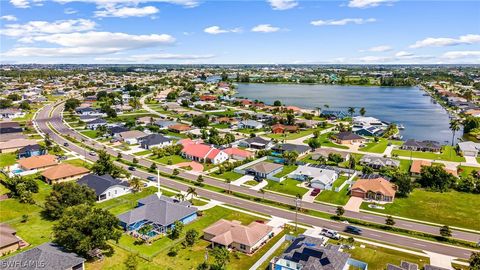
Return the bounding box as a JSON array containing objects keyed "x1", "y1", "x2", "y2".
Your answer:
[
  {"x1": 175, "y1": 193, "x2": 185, "y2": 202},
  {"x1": 128, "y1": 177, "x2": 142, "y2": 193},
  {"x1": 186, "y1": 187, "x2": 197, "y2": 201},
  {"x1": 258, "y1": 188, "x2": 266, "y2": 200},
  {"x1": 359, "y1": 107, "x2": 366, "y2": 116},
  {"x1": 348, "y1": 107, "x2": 355, "y2": 121},
  {"x1": 449, "y1": 119, "x2": 460, "y2": 147}
]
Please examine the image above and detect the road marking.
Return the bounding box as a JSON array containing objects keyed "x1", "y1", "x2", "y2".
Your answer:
[
  {"x1": 370, "y1": 233, "x2": 382, "y2": 237},
  {"x1": 412, "y1": 243, "x2": 427, "y2": 247}
]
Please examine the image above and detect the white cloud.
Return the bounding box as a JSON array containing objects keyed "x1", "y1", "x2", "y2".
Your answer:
[
  {"x1": 348, "y1": 0, "x2": 394, "y2": 8},
  {"x1": 0, "y1": 15, "x2": 18, "y2": 21},
  {"x1": 360, "y1": 45, "x2": 392, "y2": 52},
  {"x1": 251, "y1": 24, "x2": 280, "y2": 33},
  {"x1": 53, "y1": 0, "x2": 199, "y2": 8},
  {"x1": 10, "y1": 0, "x2": 43, "y2": 8},
  {"x1": 311, "y1": 18, "x2": 376, "y2": 26},
  {"x1": 64, "y1": 8, "x2": 78, "y2": 14},
  {"x1": 395, "y1": 51, "x2": 414, "y2": 57},
  {"x1": 94, "y1": 5, "x2": 159, "y2": 17},
  {"x1": 441, "y1": 51, "x2": 480, "y2": 60},
  {"x1": 267, "y1": 0, "x2": 298, "y2": 10},
  {"x1": 203, "y1": 26, "x2": 241, "y2": 35},
  {"x1": 1, "y1": 19, "x2": 96, "y2": 37},
  {"x1": 410, "y1": 34, "x2": 480, "y2": 48},
  {"x1": 2, "y1": 46, "x2": 119, "y2": 57},
  {"x1": 94, "y1": 53, "x2": 215, "y2": 62}
]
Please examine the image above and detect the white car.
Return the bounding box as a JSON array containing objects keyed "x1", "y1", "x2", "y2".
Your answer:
[{"x1": 320, "y1": 228, "x2": 341, "y2": 240}]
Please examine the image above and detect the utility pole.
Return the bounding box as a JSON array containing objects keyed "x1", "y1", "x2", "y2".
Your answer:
[
  {"x1": 157, "y1": 168, "x2": 162, "y2": 198},
  {"x1": 294, "y1": 197, "x2": 301, "y2": 232}
]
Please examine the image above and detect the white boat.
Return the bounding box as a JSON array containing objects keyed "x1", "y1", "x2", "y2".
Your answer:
[{"x1": 397, "y1": 124, "x2": 405, "y2": 130}]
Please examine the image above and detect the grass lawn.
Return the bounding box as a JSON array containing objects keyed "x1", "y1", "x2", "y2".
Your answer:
[
  {"x1": 305, "y1": 133, "x2": 349, "y2": 150},
  {"x1": 315, "y1": 185, "x2": 350, "y2": 205},
  {"x1": 63, "y1": 158, "x2": 91, "y2": 168},
  {"x1": 391, "y1": 146, "x2": 465, "y2": 162},
  {"x1": 458, "y1": 165, "x2": 479, "y2": 177},
  {"x1": 266, "y1": 129, "x2": 319, "y2": 141},
  {"x1": 212, "y1": 171, "x2": 243, "y2": 181},
  {"x1": 273, "y1": 165, "x2": 298, "y2": 178},
  {"x1": 80, "y1": 130, "x2": 100, "y2": 139},
  {"x1": 360, "y1": 189, "x2": 480, "y2": 230},
  {"x1": 0, "y1": 153, "x2": 17, "y2": 168},
  {"x1": 96, "y1": 187, "x2": 158, "y2": 216},
  {"x1": 359, "y1": 138, "x2": 403, "y2": 154},
  {"x1": 133, "y1": 150, "x2": 152, "y2": 156},
  {"x1": 211, "y1": 123, "x2": 230, "y2": 129},
  {"x1": 257, "y1": 240, "x2": 291, "y2": 270},
  {"x1": 398, "y1": 159, "x2": 412, "y2": 173},
  {"x1": 266, "y1": 178, "x2": 308, "y2": 197},
  {"x1": 244, "y1": 180, "x2": 259, "y2": 186},
  {"x1": 150, "y1": 155, "x2": 188, "y2": 165}
]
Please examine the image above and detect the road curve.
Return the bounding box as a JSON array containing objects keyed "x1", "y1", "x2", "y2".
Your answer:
[{"x1": 33, "y1": 102, "x2": 479, "y2": 259}]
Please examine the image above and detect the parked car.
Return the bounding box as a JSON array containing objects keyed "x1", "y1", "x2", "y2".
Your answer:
[
  {"x1": 344, "y1": 225, "x2": 362, "y2": 235},
  {"x1": 147, "y1": 176, "x2": 156, "y2": 181},
  {"x1": 310, "y1": 188, "x2": 321, "y2": 196},
  {"x1": 128, "y1": 166, "x2": 136, "y2": 171},
  {"x1": 320, "y1": 228, "x2": 340, "y2": 240},
  {"x1": 89, "y1": 151, "x2": 97, "y2": 156}
]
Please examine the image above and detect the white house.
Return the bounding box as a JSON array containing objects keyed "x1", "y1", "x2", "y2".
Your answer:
[
  {"x1": 118, "y1": 130, "x2": 147, "y2": 144},
  {"x1": 0, "y1": 109, "x2": 26, "y2": 119},
  {"x1": 238, "y1": 120, "x2": 264, "y2": 129},
  {"x1": 86, "y1": 118, "x2": 107, "y2": 130},
  {"x1": 180, "y1": 140, "x2": 229, "y2": 164},
  {"x1": 77, "y1": 174, "x2": 131, "y2": 201},
  {"x1": 458, "y1": 141, "x2": 480, "y2": 157},
  {"x1": 289, "y1": 165, "x2": 338, "y2": 190}
]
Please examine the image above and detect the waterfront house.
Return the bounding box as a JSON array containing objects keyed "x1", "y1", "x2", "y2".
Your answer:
[
  {"x1": 360, "y1": 155, "x2": 400, "y2": 169},
  {"x1": 203, "y1": 219, "x2": 273, "y2": 254},
  {"x1": 0, "y1": 242, "x2": 85, "y2": 270},
  {"x1": 78, "y1": 174, "x2": 130, "y2": 201},
  {"x1": 289, "y1": 165, "x2": 338, "y2": 190},
  {"x1": 138, "y1": 134, "x2": 172, "y2": 150},
  {"x1": 332, "y1": 132, "x2": 366, "y2": 145},
  {"x1": 409, "y1": 160, "x2": 458, "y2": 177},
  {"x1": 401, "y1": 139, "x2": 441, "y2": 152},
  {"x1": 42, "y1": 163, "x2": 90, "y2": 184},
  {"x1": 118, "y1": 194, "x2": 197, "y2": 237},
  {"x1": 239, "y1": 137, "x2": 273, "y2": 150},
  {"x1": 351, "y1": 177, "x2": 396, "y2": 202},
  {"x1": 458, "y1": 141, "x2": 480, "y2": 157}
]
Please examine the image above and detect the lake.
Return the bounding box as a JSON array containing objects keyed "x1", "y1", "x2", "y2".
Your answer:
[{"x1": 236, "y1": 83, "x2": 455, "y2": 144}]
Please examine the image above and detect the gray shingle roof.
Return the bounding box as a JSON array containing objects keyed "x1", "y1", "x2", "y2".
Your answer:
[
  {"x1": 334, "y1": 131, "x2": 364, "y2": 141},
  {"x1": 273, "y1": 143, "x2": 310, "y2": 154},
  {"x1": 77, "y1": 174, "x2": 128, "y2": 196},
  {"x1": 139, "y1": 134, "x2": 172, "y2": 147},
  {"x1": 0, "y1": 242, "x2": 85, "y2": 270},
  {"x1": 118, "y1": 195, "x2": 197, "y2": 227}
]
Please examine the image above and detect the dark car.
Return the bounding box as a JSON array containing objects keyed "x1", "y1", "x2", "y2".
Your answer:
[
  {"x1": 128, "y1": 166, "x2": 136, "y2": 171},
  {"x1": 344, "y1": 225, "x2": 362, "y2": 235},
  {"x1": 63, "y1": 142, "x2": 69, "y2": 147},
  {"x1": 310, "y1": 189, "x2": 321, "y2": 196},
  {"x1": 147, "y1": 176, "x2": 156, "y2": 181}
]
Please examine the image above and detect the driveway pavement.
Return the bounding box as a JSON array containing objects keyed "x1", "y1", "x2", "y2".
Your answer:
[
  {"x1": 232, "y1": 175, "x2": 254, "y2": 186},
  {"x1": 344, "y1": 196, "x2": 363, "y2": 212},
  {"x1": 250, "y1": 179, "x2": 268, "y2": 191}
]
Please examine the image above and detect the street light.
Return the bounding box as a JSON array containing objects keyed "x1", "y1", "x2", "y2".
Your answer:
[{"x1": 294, "y1": 197, "x2": 301, "y2": 232}]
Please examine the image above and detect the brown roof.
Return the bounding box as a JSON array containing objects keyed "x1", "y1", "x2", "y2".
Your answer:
[
  {"x1": 119, "y1": 130, "x2": 147, "y2": 139},
  {"x1": 0, "y1": 223, "x2": 20, "y2": 248},
  {"x1": 410, "y1": 160, "x2": 431, "y2": 174},
  {"x1": 169, "y1": 124, "x2": 191, "y2": 131},
  {"x1": 41, "y1": 163, "x2": 90, "y2": 181},
  {"x1": 351, "y1": 178, "x2": 396, "y2": 197},
  {"x1": 0, "y1": 138, "x2": 37, "y2": 150},
  {"x1": 203, "y1": 219, "x2": 273, "y2": 246},
  {"x1": 17, "y1": 155, "x2": 58, "y2": 170}
]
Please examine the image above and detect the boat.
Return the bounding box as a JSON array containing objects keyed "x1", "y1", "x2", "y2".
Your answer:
[{"x1": 397, "y1": 124, "x2": 405, "y2": 130}]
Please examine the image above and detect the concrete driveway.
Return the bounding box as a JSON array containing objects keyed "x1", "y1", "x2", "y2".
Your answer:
[
  {"x1": 232, "y1": 175, "x2": 254, "y2": 186},
  {"x1": 344, "y1": 196, "x2": 363, "y2": 212}
]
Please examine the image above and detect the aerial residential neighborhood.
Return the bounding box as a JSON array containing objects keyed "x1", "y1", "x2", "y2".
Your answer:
[{"x1": 0, "y1": 0, "x2": 479, "y2": 269}]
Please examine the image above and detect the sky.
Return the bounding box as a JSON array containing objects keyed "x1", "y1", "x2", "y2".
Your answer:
[{"x1": 0, "y1": 0, "x2": 479, "y2": 64}]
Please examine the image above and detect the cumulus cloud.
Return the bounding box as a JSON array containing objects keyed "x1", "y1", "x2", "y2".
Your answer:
[
  {"x1": 203, "y1": 26, "x2": 241, "y2": 35},
  {"x1": 251, "y1": 24, "x2": 280, "y2": 33},
  {"x1": 311, "y1": 18, "x2": 376, "y2": 26},
  {"x1": 441, "y1": 51, "x2": 480, "y2": 60},
  {"x1": 94, "y1": 53, "x2": 215, "y2": 62},
  {"x1": 0, "y1": 15, "x2": 18, "y2": 21},
  {"x1": 348, "y1": 0, "x2": 395, "y2": 8},
  {"x1": 410, "y1": 34, "x2": 480, "y2": 48},
  {"x1": 94, "y1": 5, "x2": 159, "y2": 17},
  {"x1": 1, "y1": 19, "x2": 96, "y2": 37},
  {"x1": 53, "y1": 0, "x2": 199, "y2": 8},
  {"x1": 267, "y1": 0, "x2": 298, "y2": 10},
  {"x1": 10, "y1": 0, "x2": 43, "y2": 8},
  {"x1": 360, "y1": 45, "x2": 392, "y2": 52}
]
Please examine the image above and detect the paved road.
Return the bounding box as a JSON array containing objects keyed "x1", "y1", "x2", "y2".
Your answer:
[{"x1": 33, "y1": 102, "x2": 479, "y2": 259}]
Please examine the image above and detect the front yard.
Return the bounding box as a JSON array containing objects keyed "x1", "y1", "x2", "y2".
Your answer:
[
  {"x1": 212, "y1": 171, "x2": 243, "y2": 181},
  {"x1": 273, "y1": 165, "x2": 298, "y2": 178},
  {"x1": 150, "y1": 154, "x2": 188, "y2": 165},
  {"x1": 391, "y1": 146, "x2": 465, "y2": 162},
  {"x1": 265, "y1": 178, "x2": 308, "y2": 197},
  {"x1": 315, "y1": 185, "x2": 350, "y2": 205},
  {"x1": 360, "y1": 189, "x2": 480, "y2": 230}
]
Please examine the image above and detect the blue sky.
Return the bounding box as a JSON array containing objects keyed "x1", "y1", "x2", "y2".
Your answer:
[{"x1": 0, "y1": 0, "x2": 479, "y2": 64}]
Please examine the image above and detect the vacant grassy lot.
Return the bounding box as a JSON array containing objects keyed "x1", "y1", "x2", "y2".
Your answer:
[
  {"x1": 315, "y1": 185, "x2": 350, "y2": 205},
  {"x1": 359, "y1": 138, "x2": 403, "y2": 154},
  {"x1": 266, "y1": 126, "x2": 332, "y2": 141},
  {"x1": 80, "y1": 130, "x2": 100, "y2": 139},
  {"x1": 212, "y1": 171, "x2": 243, "y2": 181},
  {"x1": 361, "y1": 189, "x2": 480, "y2": 230},
  {"x1": 150, "y1": 154, "x2": 188, "y2": 165},
  {"x1": 0, "y1": 153, "x2": 17, "y2": 168},
  {"x1": 305, "y1": 133, "x2": 349, "y2": 149},
  {"x1": 266, "y1": 178, "x2": 308, "y2": 197},
  {"x1": 392, "y1": 146, "x2": 465, "y2": 162}
]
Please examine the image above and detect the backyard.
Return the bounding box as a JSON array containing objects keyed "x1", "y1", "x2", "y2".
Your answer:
[
  {"x1": 360, "y1": 189, "x2": 480, "y2": 230},
  {"x1": 0, "y1": 153, "x2": 17, "y2": 168}
]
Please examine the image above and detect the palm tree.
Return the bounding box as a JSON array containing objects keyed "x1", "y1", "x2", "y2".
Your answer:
[
  {"x1": 128, "y1": 177, "x2": 142, "y2": 193},
  {"x1": 258, "y1": 188, "x2": 266, "y2": 200},
  {"x1": 175, "y1": 193, "x2": 185, "y2": 202},
  {"x1": 348, "y1": 107, "x2": 355, "y2": 121},
  {"x1": 359, "y1": 107, "x2": 366, "y2": 116},
  {"x1": 449, "y1": 119, "x2": 460, "y2": 147},
  {"x1": 186, "y1": 187, "x2": 197, "y2": 201},
  {"x1": 226, "y1": 179, "x2": 231, "y2": 194}
]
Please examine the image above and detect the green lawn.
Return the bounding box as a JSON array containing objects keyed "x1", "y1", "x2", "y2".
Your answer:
[
  {"x1": 212, "y1": 171, "x2": 243, "y2": 181},
  {"x1": 150, "y1": 155, "x2": 188, "y2": 165},
  {"x1": 80, "y1": 130, "x2": 100, "y2": 139},
  {"x1": 391, "y1": 146, "x2": 465, "y2": 162},
  {"x1": 273, "y1": 165, "x2": 298, "y2": 178},
  {"x1": 359, "y1": 138, "x2": 403, "y2": 154},
  {"x1": 0, "y1": 153, "x2": 17, "y2": 168},
  {"x1": 265, "y1": 178, "x2": 308, "y2": 197},
  {"x1": 305, "y1": 133, "x2": 349, "y2": 149},
  {"x1": 398, "y1": 159, "x2": 412, "y2": 173},
  {"x1": 315, "y1": 184, "x2": 350, "y2": 205},
  {"x1": 458, "y1": 165, "x2": 479, "y2": 178},
  {"x1": 63, "y1": 158, "x2": 91, "y2": 168},
  {"x1": 266, "y1": 129, "x2": 320, "y2": 141},
  {"x1": 133, "y1": 150, "x2": 152, "y2": 156},
  {"x1": 361, "y1": 189, "x2": 480, "y2": 230},
  {"x1": 97, "y1": 187, "x2": 158, "y2": 215}
]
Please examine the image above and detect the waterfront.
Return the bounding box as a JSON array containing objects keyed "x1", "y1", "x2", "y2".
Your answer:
[{"x1": 236, "y1": 83, "x2": 456, "y2": 143}]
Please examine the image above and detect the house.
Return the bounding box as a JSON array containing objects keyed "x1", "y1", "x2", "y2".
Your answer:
[
  {"x1": 271, "y1": 124, "x2": 299, "y2": 134},
  {"x1": 360, "y1": 155, "x2": 400, "y2": 169},
  {"x1": 118, "y1": 194, "x2": 197, "y2": 237},
  {"x1": 458, "y1": 141, "x2": 480, "y2": 157},
  {"x1": 311, "y1": 148, "x2": 350, "y2": 161},
  {"x1": 0, "y1": 242, "x2": 85, "y2": 270},
  {"x1": 203, "y1": 219, "x2": 273, "y2": 254},
  {"x1": 0, "y1": 122, "x2": 22, "y2": 134},
  {"x1": 139, "y1": 134, "x2": 172, "y2": 149},
  {"x1": 0, "y1": 223, "x2": 22, "y2": 255},
  {"x1": 42, "y1": 163, "x2": 90, "y2": 184},
  {"x1": 118, "y1": 130, "x2": 147, "y2": 144},
  {"x1": 75, "y1": 107, "x2": 101, "y2": 116},
  {"x1": 200, "y1": 95, "x2": 217, "y2": 101},
  {"x1": 108, "y1": 126, "x2": 129, "y2": 137},
  {"x1": 351, "y1": 177, "x2": 396, "y2": 202},
  {"x1": 352, "y1": 116, "x2": 388, "y2": 137},
  {"x1": 332, "y1": 132, "x2": 366, "y2": 145},
  {"x1": 180, "y1": 140, "x2": 228, "y2": 164},
  {"x1": 154, "y1": 120, "x2": 178, "y2": 129},
  {"x1": 409, "y1": 160, "x2": 458, "y2": 177},
  {"x1": 239, "y1": 137, "x2": 273, "y2": 150},
  {"x1": 17, "y1": 144, "x2": 45, "y2": 158},
  {"x1": 270, "y1": 235, "x2": 355, "y2": 270},
  {"x1": 401, "y1": 139, "x2": 441, "y2": 152},
  {"x1": 85, "y1": 118, "x2": 107, "y2": 130},
  {"x1": 78, "y1": 174, "x2": 130, "y2": 201},
  {"x1": 169, "y1": 124, "x2": 191, "y2": 133},
  {"x1": 289, "y1": 165, "x2": 338, "y2": 190},
  {"x1": 386, "y1": 261, "x2": 420, "y2": 270},
  {"x1": 0, "y1": 108, "x2": 26, "y2": 119},
  {"x1": 137, "y1": 116, "x2": 156, "y2": 125},
  {"x1": 223, "y1": 148, "x2": 254, "y2": 161},
  {"x1": 272, "y1": 143, "x2": 310, "y2": 157},
  {"x1": 245, "y1": 161, "x2": 283, "y2": 179},
  {"x1": 0, "y1": 139, "x2": 37, "y2": 153},
  {"x1": 215, "y1": 117, "x2": 237, "y2": 125},
  {"x1": 238, "y1": 120, "x2": 264, "y2": 129},
  {"x1": 295, "y1": 119, "x2": 320, "y2": 128},
  {"x1": 14, "y1": 155, "x2": 58, "y2": 174}
]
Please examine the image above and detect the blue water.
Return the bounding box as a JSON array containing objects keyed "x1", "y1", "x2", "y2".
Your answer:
[{"x1": 236, "y1": 83, "x2": 456, "y2": 144}]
